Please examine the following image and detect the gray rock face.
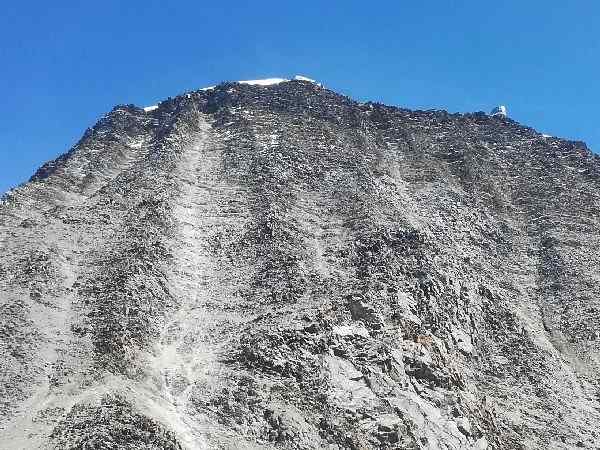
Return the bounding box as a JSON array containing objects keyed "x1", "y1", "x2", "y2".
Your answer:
[{"x1": 1, "y1": 79, "x2": 599, "y2": 449}]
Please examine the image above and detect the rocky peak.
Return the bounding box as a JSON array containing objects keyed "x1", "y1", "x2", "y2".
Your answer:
[{"x1": 1, "y1": 79, "x2": 599, "y2": 450}]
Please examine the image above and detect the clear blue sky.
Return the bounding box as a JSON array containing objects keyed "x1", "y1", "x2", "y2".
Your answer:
[{"x1": 1, "y1": 1, "x2": 598, "y2": 194}]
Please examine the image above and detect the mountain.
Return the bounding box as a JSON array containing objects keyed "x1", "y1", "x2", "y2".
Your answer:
[{"x1": 1, "y1": 77, "x2": 599, "y2": 450}]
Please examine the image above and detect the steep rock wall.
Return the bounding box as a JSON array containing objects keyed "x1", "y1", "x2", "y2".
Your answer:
[{"x1": 1, "y1": 80, "x2": 599, "y2": 449}]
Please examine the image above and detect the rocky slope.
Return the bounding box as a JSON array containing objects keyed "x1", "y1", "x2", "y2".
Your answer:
[{"x1": 1, "y1": 78, "x2": 599, "y2": 450}]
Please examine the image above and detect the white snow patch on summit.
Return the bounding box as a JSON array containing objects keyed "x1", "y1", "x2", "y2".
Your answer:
[
  {"x1": 294, "y1": 75, "x2": 316, "y2": 82},
  {"x1": 238, "y1": 78, "x2": 289, "y2": 86},
  {"x1": 490, "y1": 105, "x2": 507, "y2": 117},
  {"x1": 237, "y1": 75, "x2": 320, "y2": 87},
  {"x1": 144, "y1": 75, "x2": 322, "y2": 107},
  {"x1": 194, "y1": 75, "x2": 321, "y2": 91},
  {"x1": 294, "y1": 75, "x2": 322, "y2": 86}
]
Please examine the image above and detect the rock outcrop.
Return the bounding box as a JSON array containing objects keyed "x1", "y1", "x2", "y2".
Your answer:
[{"x1": 1, "y1": 79, "x2": 599, "y2": 449}]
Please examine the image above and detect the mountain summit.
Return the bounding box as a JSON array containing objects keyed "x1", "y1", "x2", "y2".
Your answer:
[
  {"x1": 1, "y1": 79, "x2": 599, "y2": 449},
  {"x1": 490, "y1": 105, "x2": 507, "y2": 117}
]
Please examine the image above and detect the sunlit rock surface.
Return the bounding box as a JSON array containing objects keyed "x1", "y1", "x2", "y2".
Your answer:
[{"x1": 1, "y1": 79, "x2": 600, "y2": 449}]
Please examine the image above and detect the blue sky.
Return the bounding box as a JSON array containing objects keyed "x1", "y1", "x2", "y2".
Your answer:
[{"x1": 1, "y1": 1, "x2": 598, "y2": 194}]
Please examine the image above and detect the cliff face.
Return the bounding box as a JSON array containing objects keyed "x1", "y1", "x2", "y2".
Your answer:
[{"x1": 1, "y1": 79, "x2": 600, "y2": 450}]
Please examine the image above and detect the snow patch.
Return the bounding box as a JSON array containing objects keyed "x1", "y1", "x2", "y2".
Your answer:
[
  {"x1": 236, "y1": 75, "x2": 320, "y2": 87},
  {"x1": 541, "y1": 134, "x2": 552, "y2": 138},
  {"x1": 238, "y1": 78, "x2": 289, "y2": 86},
  {"x1": 143, "y1": 105, "x2": 158, "y2": 112},
  {"x1": 294, "y1": 75, "x2": 315, "y2": 82},
  {"x1": 196, "y1": 75, "x2": 320, "y2": 92},
  {"x1": 294, "y1": 75, "x2": 322, "y2": 87},
  {"x1": 490, "y1": 105, "x2": 507, "y2": 117}
]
